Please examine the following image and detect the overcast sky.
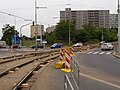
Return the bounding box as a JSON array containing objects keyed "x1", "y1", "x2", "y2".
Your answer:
[{"x1": 0, "y1": 0, "x2": 117, "y2": 38}]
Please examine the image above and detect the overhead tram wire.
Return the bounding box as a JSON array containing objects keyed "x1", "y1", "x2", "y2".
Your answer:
[{"x1": 0, "y1": 11, "x2": 32, "y2": 21}]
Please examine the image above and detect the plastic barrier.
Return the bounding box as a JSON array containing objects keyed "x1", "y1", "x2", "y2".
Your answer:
[
  {"x1": 70, "y1": 47, "x2": 75, "y2": 56},
  {"x1": 55, "y1": 48, "x2": 65, "y2": 69},
  {"x1": 61, "y1": 48, "x2": 71, "y2": 73},
  {"x1": 60, "y1": 48, "x2": 65, "y2": 61},
  {"x1": 80, "y1": 46, "x2": 83, "y2": 53}
]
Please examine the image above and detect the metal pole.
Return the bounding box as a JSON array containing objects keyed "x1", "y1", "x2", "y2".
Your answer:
[
  {"x1": 35, "y1": 0, "x2": 38, "y2": 51},
  {"x1": 118, "y1": 0, "x2": 120, "y2": 52},
  {"x1": 36, "y1": 7, "x2": 47, "y2": 45},
  {"x1": 20, "y1": 23, "x2": 31, "y2": 46},
  {"x1": 40, "y1": 26, "x2": 42, "y2": 45},
  {"x1": 69, "y1": 19, "x2": 71, "y2": 45},
  {"x1": 14, "y1": 16, "x2": 16, "y2": 45},
  {"x1": 102, "y1": 29, "x2": 103, "y2": 41}
]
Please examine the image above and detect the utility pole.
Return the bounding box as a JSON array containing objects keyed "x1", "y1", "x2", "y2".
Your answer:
[
  {"x1": 35, "y1": 0, "x2": 38, "y2": 50},
  {"x1": 34, "y1": 0, "x2": 47, "y2": 50},
  {"x1": 118, "y1": 0, "x2": 120, "y2": 52}
]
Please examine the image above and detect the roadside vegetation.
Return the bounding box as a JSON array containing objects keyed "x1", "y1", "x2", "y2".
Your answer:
[
  {"x1": 46, "y1": 20, "x2": 118, "y2": 45},
  {"x1": 1, "y1": 21, "x2": 118, "y2": 47}
]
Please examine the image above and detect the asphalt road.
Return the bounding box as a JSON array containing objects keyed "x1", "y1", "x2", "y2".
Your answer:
[{"x1": 77, "y1": 48, "x2": 120, "y2": 90}]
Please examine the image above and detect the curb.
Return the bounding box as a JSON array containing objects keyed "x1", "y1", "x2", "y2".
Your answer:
[{"x1": 113, "y1": 52, "x2": 120, "y2": 58}]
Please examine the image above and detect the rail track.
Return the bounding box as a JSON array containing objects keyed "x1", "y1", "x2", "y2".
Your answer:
[{"x1": 0, "y1": 49, "x2": 59, "y2": 90}]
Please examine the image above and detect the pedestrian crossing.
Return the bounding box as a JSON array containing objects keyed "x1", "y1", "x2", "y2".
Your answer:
[{"x1": 85, "y1": 51, "x2": 113, "y2": 55}]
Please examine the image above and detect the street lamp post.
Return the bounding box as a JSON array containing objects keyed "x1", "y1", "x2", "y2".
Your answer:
[
  {"x1": 20, "y1": 23, "x2": 32, "y2": 46},
  {"x1": 68, "y1": 14, "x2": 71, "y2": 46}
]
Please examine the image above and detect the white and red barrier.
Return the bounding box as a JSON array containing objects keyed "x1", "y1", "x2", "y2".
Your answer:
[
  {"x1": 65, "y1": 49, "x2": 71, "y2": 69},
  {"x1": 87, "y1": 45, "x2": 90, "y2": 51},
  {"x1": 59, "y1": 48, "x2": 64, "y2": 61},
  {"x1": 80, "y1": 46, "x2": 83, "y2": 53},
  {"x1": 70, "y1": 46, "x2": 75, "y2": 56}
]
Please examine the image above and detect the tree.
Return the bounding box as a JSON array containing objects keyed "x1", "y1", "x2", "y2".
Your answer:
[
  {"x1": 47, "y1": 32, "x2": 57, "y2": 44},
  {"x1": 74, "y1": 29, "x2": 90, "y2": 43},
  {"x1": 82, "y1": 22, "x2": 98, "y2": 39},
  {"x1": 1, "y1": 24, "x2": 19, "y2": 45},
  {"x1": 55, "y1": 20, "x2": 76, "y2": 41}
]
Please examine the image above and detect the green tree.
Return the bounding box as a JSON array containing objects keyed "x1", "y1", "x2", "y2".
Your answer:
[
  {"x1": 55, "y1": 20, "x2": 76, "y2": 41},
  {"x1": 1, "y1": 24, "x2": 19, "y2": 45},
  {"x1": 82, "y1": 22, "x2": 98, "y2": 39},
  {"x1": 47, "y1": 32, "x2": 57, "y2": 44},
  {"x1": 74, "y1": 29, "x2": 90, "y2": 43}
]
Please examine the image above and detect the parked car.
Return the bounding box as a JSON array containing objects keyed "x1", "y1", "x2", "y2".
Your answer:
[
  {"x1": 31, "y1": 44, "x2": 44, "y2": 49},
  {"x1": 50, "y1": 43, "x2": 63, "y2": 49},
  {"x1": 0, "y1": 41, "x2": 7, "y2": 48},
  {"x1": 101, "y1": 43, "x2": 114, "y2": 51},
  {"x1": 72, "y1": 42, "x2": 83, "y2": 47}
]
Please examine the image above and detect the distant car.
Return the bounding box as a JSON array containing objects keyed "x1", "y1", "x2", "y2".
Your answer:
[
  {"x1": 12, "y1": 44, "x2": 21, "y2": 49},
  {"x1": 72, "y1": 42, "x2": 83, "y2": 47},
  {"x1": 101, "y1": 43, "x2": 114, "y2": 51},
  {"x1": 0, "y1": 41, "x2": 7, "y2": 48},
  {"x1": 0, "y1": 45, "x2": 6, "y2": 48},
  {"x1": 31, "y1": 44, "x2": 44, "y2": 49},
  {"x1": 100, "y1": 41, "x2": 105, "y2": 45},
  {"x1": 50, "y1": 43, "x2": 63, "y2": 49}
]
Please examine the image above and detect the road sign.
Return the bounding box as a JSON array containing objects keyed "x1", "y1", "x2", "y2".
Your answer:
[{"x1": 12, "y1": 35, "x2": 19, "y2": 44}]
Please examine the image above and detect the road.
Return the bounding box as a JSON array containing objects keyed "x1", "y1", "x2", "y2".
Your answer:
[
  {"x1": 77, "y1": 48, "x2": 120, "y2": 90},
  {"x1": 0, "y1": 47, "x2": 120, "y2": 90}
]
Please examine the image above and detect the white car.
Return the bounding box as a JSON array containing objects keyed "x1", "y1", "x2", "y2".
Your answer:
[
  {"x1": 101, "y1": 43, "x2": 114, "y2": 51},
  {"x1": 72, "y1": 42, "x2": 83, "y2": 47}
]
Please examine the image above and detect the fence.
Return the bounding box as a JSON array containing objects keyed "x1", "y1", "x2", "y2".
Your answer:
[
  {"x1": 64, "y1": 56, "x2": 80, "y2": 90},
  {"x1": 64, "y1": 74, "x2": 74, "y2": 90}
]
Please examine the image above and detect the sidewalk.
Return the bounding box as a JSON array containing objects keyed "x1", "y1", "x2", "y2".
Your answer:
[{"x1": 30, "y1": 60, "x2": 65, "y2": 90}]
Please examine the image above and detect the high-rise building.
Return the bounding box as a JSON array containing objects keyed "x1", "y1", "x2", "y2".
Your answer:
[
  {"x1": 60, "y1": 8, "x2": 110, "y2": 29},
  {"x1": 30, "y1": 24, "x2": 44, "y2": 38},
  {"x1": 109, "y1": 14, "x2": 118, "y2": 29}
]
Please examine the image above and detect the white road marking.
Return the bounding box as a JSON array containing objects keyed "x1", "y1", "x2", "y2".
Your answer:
[
  {"x1": 93, "y1": 52, "x2": 99, "y2": 54},
  {"x1": 87, "y1": 51, "x2": 93, "y2": 54},
  {"x1": 99, "y1": 52, "x2": 105, "y2": 54},
  {"x1": 106, "y1": 52, "x2": 112, "y2": 55},
  {"x1": 80, "y1": 73, "x2": 120, "y2": 89}
]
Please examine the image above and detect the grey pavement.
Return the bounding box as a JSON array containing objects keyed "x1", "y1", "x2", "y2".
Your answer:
[{"x1": 30, "y1": 60, "x2": 65, "y2": 90}]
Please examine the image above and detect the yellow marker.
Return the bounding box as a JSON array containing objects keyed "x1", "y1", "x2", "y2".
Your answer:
[{"x1": 61, "y1": 68, "x2": 72, "y2": 73}]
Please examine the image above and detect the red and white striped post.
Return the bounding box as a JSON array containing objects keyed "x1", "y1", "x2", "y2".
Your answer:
[
  {"x1": 80, "y1": 46, "x2": 83, "y2": 53},
  {"x1": 87, "y1": 45, "x2": 90, "y2": 51},
  {"x1": 65, "y1": 48, "x2": 71, "y2": 69},
  {"x1": 59, "y1": 48, "x2": 64, "y2": 61},
  {"x1": 70, "y1": 46, "x2": 75, "y2": 56},
  {"x1": 61, "y1": 47, "x2": 72, "y2": 72}
]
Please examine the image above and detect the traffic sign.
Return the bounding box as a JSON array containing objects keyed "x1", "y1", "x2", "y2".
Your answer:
[{"x1": 12, "y1": 35, "x2": 19, "y2": 44}]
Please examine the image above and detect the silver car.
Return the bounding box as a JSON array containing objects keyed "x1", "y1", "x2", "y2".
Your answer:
[{"x1": 101, "y1": 43, "x2": 114, "y2": 51}]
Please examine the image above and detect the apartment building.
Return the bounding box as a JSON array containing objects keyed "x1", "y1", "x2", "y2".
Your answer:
[
  {"x1": 30, "y1": 24, "x2": 44, "y2": 38},
  {"x1": 109, "y1": 14, "x2": 118, "y2": 29},
  {"x1": 60, "y1": 8, "x2": 110, "y2": 29}
]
